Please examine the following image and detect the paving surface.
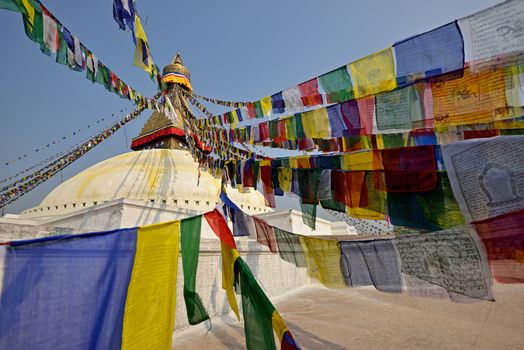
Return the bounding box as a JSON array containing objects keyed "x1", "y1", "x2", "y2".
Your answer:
[{"x1": 173, "y1": 283, "x2": 524, "y2": 350}]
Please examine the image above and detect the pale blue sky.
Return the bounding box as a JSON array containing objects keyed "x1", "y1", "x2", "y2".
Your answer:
[{"x1": 0, "y1": 0, "x2": 500, "y2": 215}]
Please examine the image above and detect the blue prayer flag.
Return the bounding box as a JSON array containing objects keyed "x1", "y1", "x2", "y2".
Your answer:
[
  {"x1": 394, "y1": 21, "x2": 464, "y2": 86},
  {"x1": 0, "y1": 229, "x2": 137, "y2": 349}
]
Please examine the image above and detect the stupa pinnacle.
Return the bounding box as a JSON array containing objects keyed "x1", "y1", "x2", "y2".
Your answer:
[{"x1": 130, "y1": 54, "x2": 192, "y2": 151}]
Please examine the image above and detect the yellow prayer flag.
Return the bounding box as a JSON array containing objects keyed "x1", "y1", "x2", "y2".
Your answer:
[
  {"x1": 299, "y1": 236, "x2": 346, "y2": 288},
  {"x1": 221, "y1": 242, "x2": 241, "y2": 320},
  {"x1": 21, "y1": 0, "x2": 35, "y2": 27},
  {"x1": 347, "y1": 206, "x2": 387, "y2": 220},
  {"x1": 342, "y1": 150, "x2": 383, "y2": 171},
  {"x1": 349, "y1": 47, "x2": 397, "y2": 98},
  {"x1": 260, "y1": 96, "x2": 272, "y2": 117},
  {"x1": 301, "y1": 108, "x2": 330, "y2": 139},
  {"x1": 278, "y1": 168, "x2": 292, "y2": 192},
  {"x1": 432, "y1": 67, "x2": 508, "y2": 128},
  {"x1": 230, "y1": 109, "x2": 239, "y2": 128},
  {"x1": 133, "y1": 15, "x2": 154, "y2": 76},
  {"x1": 296, "y1": 156, "x2": 310, "y2": 169},
  {"x1": 271, "y1": 310, "x2": 289, "y2": 342},
  {"x1": 122, "y1": 221, "x2": 180, "y2": 350}
]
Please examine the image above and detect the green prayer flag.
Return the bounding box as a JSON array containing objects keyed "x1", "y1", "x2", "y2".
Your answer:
[
  {"x1": 273, "y1": 228, "x2": 306, "y2": 267},
  {"x1": 253, "y1": 161, "x2": 260, "y2": 191},
  {"x1": 300, "y1": 202, "x2": 317, "y2": 230},
  {"x1": 268, "y1": 120, "x2": 279, "y2": 140},
  {"x1": 294, "y1": 114, "x2": 305, "y2": 139},
  {"x1": 23, "y1": 1, "x2": 44, "y2": 50},
  {"x1": 0, "y1": 0, "x2": 21, "y2": 12},
  {"x1": 318, "y1": 66, "x2": 354, "y2": 103},
  {"x1": 95, "y1": 62, "x2": 106, "y2": 86},
  {"x1": 254, "y1": 101, "x2": 264, "y2": 119},
  {"x1": 285, "y1": 116, "x2": 296, "y2": 141},
  {"x1": 235, "y1": 257, "x2": 277, "y2": 350},
  {"x1": 381, "y1": 133, "x2": 405, "y2": 148},
  {"x1": 181, "y1": 215, "x2": 210, "y2": 325},
  {"x1": 55, "y1": 24, "x2": 68, "y2": 66}
]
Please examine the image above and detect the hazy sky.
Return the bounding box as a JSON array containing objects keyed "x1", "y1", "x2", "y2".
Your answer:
[{"x1": 0, "y1": 0, "x2": 501, "y2": 216}]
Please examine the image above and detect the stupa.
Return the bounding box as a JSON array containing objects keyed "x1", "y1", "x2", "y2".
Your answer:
[{"x1": 13, "y1": 54, "x2": 269, "y2": 233}]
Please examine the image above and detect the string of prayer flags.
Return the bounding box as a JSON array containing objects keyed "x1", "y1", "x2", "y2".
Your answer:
[
  {"x1": 1, "y1": 0, "x2": 146, "y2": 104},
  {"x1": 219, "y1": 193, "x2": 499, "y2": 302},
  {"x1": 0, "y1": 222, "x2": 181, "y2": 349},
  {"x1": 189, "y1": 1, "x2": 524, "y2": 129},
  {"x1": 0, "y1": 94, "x2": 158, "y2": 208}
]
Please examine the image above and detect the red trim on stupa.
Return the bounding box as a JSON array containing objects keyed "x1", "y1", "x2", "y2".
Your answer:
[
  {"x1": 130, "y1": 126, "x2": 211, "y2": 154},
  {"x1": 130, "y1": 127, "x2": 185, "y2": 150}
]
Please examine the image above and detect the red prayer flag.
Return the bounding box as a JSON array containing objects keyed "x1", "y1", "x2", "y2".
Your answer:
[
  {"x1": 204, "y1": 209, "x2": 237, "y2": 249},
  {"x1": 253, "y1": 217, "x2": 278, "y2": 252},
  {"x1": 298, "y1": 78, "x2": 323, "y2": 106},
  {"x1": 474, "y1": 209, "x2": 524, "y2": 283}
]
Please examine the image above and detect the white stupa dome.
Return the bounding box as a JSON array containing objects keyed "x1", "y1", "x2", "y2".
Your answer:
[{"x1": 20, "y1": 149, "x2": 268, "y2": 218}]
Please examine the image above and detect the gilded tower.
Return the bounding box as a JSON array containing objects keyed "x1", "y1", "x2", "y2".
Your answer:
[{"x1": 130, "y1": 54, "x2": 193, "y2": 151}]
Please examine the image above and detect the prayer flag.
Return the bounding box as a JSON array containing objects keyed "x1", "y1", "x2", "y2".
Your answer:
[
  {"x1": 121, "y1": 221, "x2": 180, "y2": 349},
  {"x1": 113, "y1": 0, "x2": 135, "y2": 32},
  {"x1": 298, "y1": 78, "x2": 323, "y2": 106},
  {"x1": 0, "y1": 0, "x2": 22, "y2": 12},
  {"x1": 260, "y1": 96, "x2": 273, "y2": 117},
  {"x1": 326, "y1": 104, "x2": 346, "y2": 137},
  {"x1": 271, "y1": 92, "x2": 285, "y2": 114},
  {"x1": 253, "y1": 216, "x2": 278, "y2": 252},
  {"x1": 235, "y1": 257, "x2": 300, "y2": 350},
  {"x1": 458, "y1": 0, "x2": 524, "y2": 66},
  {"x1": 349, "y1": 47, "x2": 397, "y2": 98},
  {"x1": 340, "y1": 239, "x2": 402, "y2": 293},
  {"x1": 41, "y1": 5, "x2": 59, "y2": 53},
  {"x1": 394, "y1": 21, "x2": 464, "y2": 86},
  {"x1": 340, "y1": 99, "x2": 361, "y2": 135},
  {"x1": 318, "y1": 66, "x2": 354, "y2": 103},
  {"x1": 301, "y1": 107, "x2": 330, "y2": 139},
  {"x1": 395, "y1": 226, "x2": 493, "y2": 300},
  {"x1": 299, "y1": 236, "x2": 346, "y2": 288},
  {"x1": 274, "y1": 228, "x2": 306, "y2": 268},
  {"x1": 432, "y1": 67, "x2": 508, "y2": 127},
  {"x1": 282, "y1": 86, "x2": 304, "y2": 112},
  {"x1": 375, "y1": 84, "x2": 424, "y2": 131},
  {"x1": 474, "y1": 208, "x2": 524, "y2": 283},
  {"x1": 180, "y1": 216, "x2": 209, "y2": 325},
  {"x1": 0, "y1": 229, "x2": 137, "y2": 349},
  {"x1": 0, "y1": 223, "x2": 181, "y2": 349}
]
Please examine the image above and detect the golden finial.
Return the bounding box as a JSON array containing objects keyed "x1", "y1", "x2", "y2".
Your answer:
[{"x1": 162, "y1": 53, "x2": 192, "y2": 91}]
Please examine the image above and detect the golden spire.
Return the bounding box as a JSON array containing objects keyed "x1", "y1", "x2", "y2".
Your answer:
[{"x1": 161, "y1": 53, "x2": 192, "y2": 91}]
